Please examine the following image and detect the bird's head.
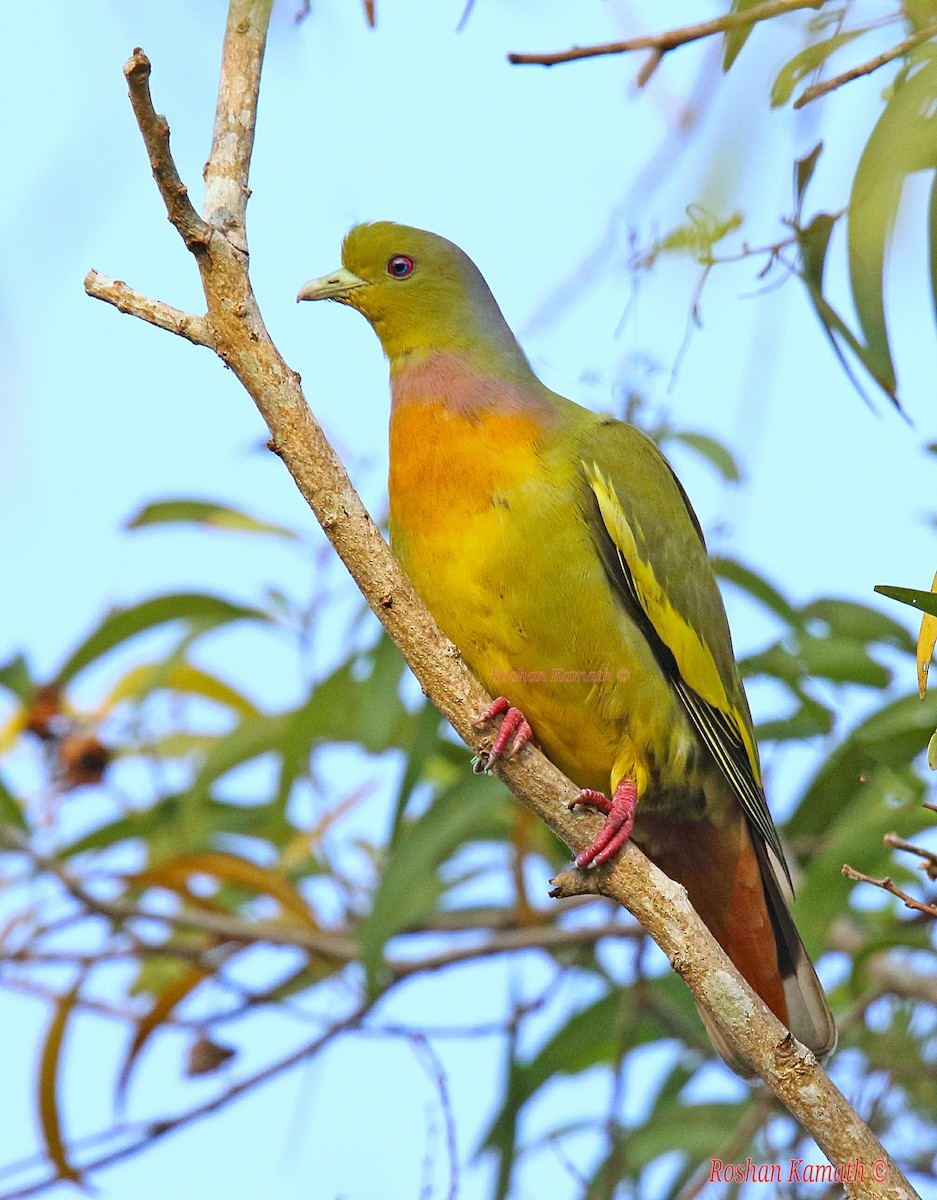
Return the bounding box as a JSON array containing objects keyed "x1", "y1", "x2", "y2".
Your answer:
[{"x1": 298, "y1": 221, "x2": 531, "y2": 376}]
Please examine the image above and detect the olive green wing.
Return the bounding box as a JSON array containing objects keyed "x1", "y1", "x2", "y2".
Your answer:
[{"x1": 579, "y1": 418, "x2": 787, "y2": 874}]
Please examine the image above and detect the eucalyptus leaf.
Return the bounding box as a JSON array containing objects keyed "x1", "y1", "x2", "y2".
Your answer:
[
  {"x1": 127, "y1": 498, "x2": 300, "y2": 542},
  {"x1": 875, "y1": 584, "x2": 937, "y2": 618}
]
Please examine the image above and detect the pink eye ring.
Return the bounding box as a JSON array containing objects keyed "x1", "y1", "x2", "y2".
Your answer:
[{"x1": 387, "y1": 255, "x2": 414, "y2": 279}]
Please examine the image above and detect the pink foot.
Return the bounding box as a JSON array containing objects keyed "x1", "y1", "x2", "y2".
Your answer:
[
  {"x1": 478, "y1": 696, "x2": 533, "y2": 769},
  {"x1": 571, "y1": 777, "x2": 638, "y2": 868}
]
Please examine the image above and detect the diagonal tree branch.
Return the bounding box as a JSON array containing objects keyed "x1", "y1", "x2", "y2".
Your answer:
[
  {"x1": 80, "y1": 2, "x2": 918, "y2": 1196},
  {"x1": 794, "y1": 22, "x2": 937, "y2": 109},
  {"x1": 508, "y1": 0, "x2": 822, "y2": 69}
]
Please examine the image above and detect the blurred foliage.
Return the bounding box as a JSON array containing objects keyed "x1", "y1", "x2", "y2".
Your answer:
[
  {"x1": 5, "y1": 2, "x2": 937, "y2": 1196},
  {"x1": 1, "y1": 480, "x2": 936, "y2": 1198},
  {"x1": 630, "y1": 0, "x2": 937, "y2": 415}
]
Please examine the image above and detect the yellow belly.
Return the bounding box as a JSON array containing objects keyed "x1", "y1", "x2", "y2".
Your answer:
[{"x1": 388, "y1": 398, "x2": 698, "y2": 800}]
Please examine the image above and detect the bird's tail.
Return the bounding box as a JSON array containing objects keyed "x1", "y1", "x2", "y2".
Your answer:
[
  {"x1": 696, "y1": 835, "x2": 836, "y2": 1077},
  {"x1": 643, "y1": 815, "x2": 836, "y2": 1077}
]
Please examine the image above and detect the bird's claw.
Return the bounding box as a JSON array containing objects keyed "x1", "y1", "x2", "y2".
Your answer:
[
  {"x1": 571, "y1": 777, "x2": 638, "y2": 868},
  {"x1": 478, "y1": 696, "x2": 533, "y2": 770}
]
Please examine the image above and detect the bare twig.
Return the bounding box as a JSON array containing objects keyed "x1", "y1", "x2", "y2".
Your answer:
[
  {"x1": 82, "y1": 274, "x2": 211, "y2": 346},
  {"x1": 794, "y1": 22, "x2": 937, "y2": 109},
  {"x1": 0, "y1": 1000, "x2": 374, "y2": 1200},
  {"x1": 123, "y1": 48, "x2": 211, "y2": 252},
  {"x1": 842, "y1": 864, "x2": 937, "y2": 918},
  {"x1": 409, "y1": 1034, "x2": 459, "y2": 1200},
  {"x1": 883, "y1": 832, "x2": 937, "y2": 880},
  {"x1": 508, "y1": 0, "x2": 822, "y2": 68},
  {"x1": 0, "y1": 824, "x2": 641, "y2": 975}
]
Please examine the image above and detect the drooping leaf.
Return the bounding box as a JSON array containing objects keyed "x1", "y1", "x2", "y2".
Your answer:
[
  {"x1": 37, "y1": 984, "x2": 83, "y2": 1185},
  {"x1": 847, "y1": 54, "x2": 937, "y2": 406},
  {"x1": 794, "y1": 141, "x2": 823, "y2": 215},
  {"x1": 99, "y1": 658, "x2": 259, "y2": 719},
  {"x1": 127, "y1": 498, "x2": 301, "y2": 542},
  {"x1": 928, "y1": 729, "x2": 937, "y2": 769},
  {"x1": 128, "y1": 849, "x2": 319, "y2": 931},
  {"x1": 795, "y1": 213, "x2": 882, "y2": 408},
  {"x1": 56, "y1": 593, "x2": 271, "y2": 685},
  {"x1": 722, "y1": 0, "x2": 765, "y2": 71},
  {"x1": 666, "y1": 430, "x2": 742, "y2": 483},
  {"x1": 389, "y1": 698, "x2": 445, "y2": 845},
  {"x1": 606, "y1": 1100, "x2": 751, "y2": 1178},
  {"x1": 187, "y1": 712, "x2": 293, "y2": 806},
  {"x1": 116, "y1": 963, "x2": 210, "y2": 1105},
  {"x1": 771, "y1": 30, "x2": 864, "y2": 108},
  {"x1": 713, "y1": 557, "x2": 801, "y2": 627}
]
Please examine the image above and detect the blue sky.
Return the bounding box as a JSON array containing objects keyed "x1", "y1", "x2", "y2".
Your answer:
[{"x1": 3, "y1": 2, "x2": 936, "y2": 1197}]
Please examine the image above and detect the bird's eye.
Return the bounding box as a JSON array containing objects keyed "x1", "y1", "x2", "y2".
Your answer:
[{"x1": 387, "y1": 255, "x2": 414, "y2": 279}]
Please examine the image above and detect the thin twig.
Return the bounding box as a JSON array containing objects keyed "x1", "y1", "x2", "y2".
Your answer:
[
  {"x1": 82, "y1": 273, "x2": 211, "y2": 346},
  {"x1": 123, "y1": 49, "x2": 210, "y2": 251},
  {"x1": 508, "y1": 0, "x2": 822, "y2": 68},
  {"x1": 410, "y1": 1034, "x2": 459, "y2": 1200},
  {"x1": 794, "y1": 22, "x2": 937, "y2": 109},
  {"x1": 391, "y1": 921, "x2": 644, "y2": 977},
  {"x1": 0, "y1": 825, "x2": 641, "y2": 974},
  {"x1": 884, "y1": 832, "x2": 937, "y2": 879},
  {"x1": 842, "y1": 864, "x2": 937, "y2": 918},
  {"x1": 0, "y1": 1000, "x2": 374, "y2": 1200}
]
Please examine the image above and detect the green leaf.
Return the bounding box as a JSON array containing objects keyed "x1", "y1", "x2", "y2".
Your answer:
[
  {"x1": 127, "y1": 498, "x2": 301, "y2": 541},
  {"x1": 847, "y1": 55, "x2": 937, "y2": 406},
  {"x1": 0, "y1": 654, "x2": 33, "y2": 703},
  {"x1": 56, "y1": 593, "x2": 271, "y2": 685},
  {"x1": 875, "y1": 584, "x2": 937, "y2": 618},
  {"x1": 389, "y1": 699, "x2": 445, "y2": 845},
  {"x1": 801, "y1": 597, "x2": 915, "y2": 654},
  {"x1": 0, "y1": 772, "x2": 27, "y2": 831},
  {"x1": 713, "y1": 557, "x2": 801, "y2": 627},
  {"x1": 357, "y1": 771, "x2": 508, "y2": 990},
  {"x1": 788, "y1": 690, "x2": 937, "y2": 839},
  {"x1": 796, "y1": 634, "x2": 891, "y2": 688},
  {"x1": 612, "y1": 1100, "x2": 751, "y2": 1174},
  {"x1": 666, "y1": 431, "x2": 742, "y2": 483},
  {"x1": 771, "y1": 31, "x2": 864, "y2": 107},
  {"x1": 795, "y1": 213, "x2": 883, "y2": 408},
  {"x1": 756, "y1": 700, "x2": 834, "y2": 743},
  {"x1": 101, "y1": 659, "x2": 260, "y2": 719},
  {"x1": 722, "y1": 0, "x2": 764, "y2": 71},
  {"x1": 796, "y1": 767, "x2": 927, "y2": 946},
  {"x1": 794, "y1": 141, "x2": 823, "y2": 216},
  {"x1": 188, "y1": 712, "x2": 293, "y2": 803},
  {"x1": 928, "y1": 729, "x2": 937, "y2": 769}
]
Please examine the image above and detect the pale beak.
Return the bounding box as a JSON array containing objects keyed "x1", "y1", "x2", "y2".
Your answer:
[{"x1": 296, "y1": 266, "x2": 367, "y2": 302}]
